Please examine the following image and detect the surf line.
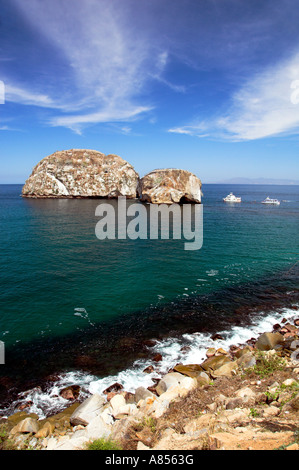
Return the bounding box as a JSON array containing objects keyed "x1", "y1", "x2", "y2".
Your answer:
[{"x1": 95, "y1": 196, "x2": 203, "y2": 251}]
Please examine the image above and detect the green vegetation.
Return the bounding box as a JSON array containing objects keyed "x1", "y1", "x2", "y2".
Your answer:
[
  {"x1": 0, "y1": 423, "x2": 16, "y2": 450},
  {"x1": 142, "y1": 416, "x2": 157, "y2": 433},
  {"x1": 249, "y1": 407, "x2": 260, "y2": 418},
  {"x1": 85, "y1": 437, "x2": 122, "y2": 451},
  {"x1": 247, "y1": 351, "x2": 286, "y2": 378}
]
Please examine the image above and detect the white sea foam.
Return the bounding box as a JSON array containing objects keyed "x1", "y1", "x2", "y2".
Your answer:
[
  {"x1": 80, "y1": 305, "x2": 299, "y2": 397},
  {"x1": 3, "y1": 371, "x2": 95, "y2": 419},
  {"x1": 206, "y1": 269, "x2": 219, "y2": 276},
  {"x1": 74, "y1": 307, "x2": 94, "y2": 326},
  {"x1": 2, "y1": 305, "x2": 298, "y2": 418}
]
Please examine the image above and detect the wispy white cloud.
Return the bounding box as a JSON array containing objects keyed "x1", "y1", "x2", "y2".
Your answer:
[
  {"x1": 9, "y1": 0, "x2": 170, "y2": 132},
  {"x1": 0, "y1": 125, "x2": 23, "y2": 132},
  {"x1": 7, "y1": 0, "x2": 299, "y2": 140},
  {"x1": 50, "y1": 104, "x2": 153, "y2": 135},
  {"x1": 5, "y1": 83, "x2": 93, "y2": 112},
  {"x1": 151, "y1": 75, "x2": 186, "y2": 94},
  {"x1": 6, "y1": 84, "x2": 56, "y2": 108},
  {"x1": 169, "y1": 51, "x2": 299, "y2": 141},
  {"x1": 168, "y1": 124, "x2": 210, "y2": 138}
]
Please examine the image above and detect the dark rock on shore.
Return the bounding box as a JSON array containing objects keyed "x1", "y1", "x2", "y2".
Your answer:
[{"x1": 59, "y1": 385, "x2": 81, "y2": 401}]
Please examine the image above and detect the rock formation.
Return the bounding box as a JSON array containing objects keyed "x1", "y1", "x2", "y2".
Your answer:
[
  {"x1": 137, "y1": 168, "x2": 202, "y2": 204},
  {"x1": 22, "y1": 149, "x2": 139, "y2": 199},
  {"x1": 22, "y1": 150, "x2": 203, "y2": 204}
]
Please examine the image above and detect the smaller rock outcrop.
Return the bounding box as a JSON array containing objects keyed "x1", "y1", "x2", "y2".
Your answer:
[{"x1": 137, "y1": 168, "x2": 202, "y2": 204}]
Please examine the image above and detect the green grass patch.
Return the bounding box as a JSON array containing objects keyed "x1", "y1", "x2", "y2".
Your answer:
[
  {"x1": 247, "y1": 352, "x2": 286, "y2": 378},
  {"x1": 85, "y1": 437, "x2": 122, "y2": 451}
]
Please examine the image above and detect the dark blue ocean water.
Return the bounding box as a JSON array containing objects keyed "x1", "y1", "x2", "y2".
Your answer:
[{"x1": 0, "y1": 184, "x2": 298, "y2": 415}]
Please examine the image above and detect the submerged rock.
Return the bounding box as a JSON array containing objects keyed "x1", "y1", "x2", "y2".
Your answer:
[
  {"x1": 22, "y1": 149, "x2": 139, "y2": 199},
  {"x1": 59, "y1": 385, "x2": 80, "y2": 401},
  {"x1": 137, "y1": 168, "x2": 202, "y2": 204}
]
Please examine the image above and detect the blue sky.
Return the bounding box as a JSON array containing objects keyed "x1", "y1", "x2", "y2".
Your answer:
[{"x1": 1, "y1": 0, "x2": 299, "y2": 184}]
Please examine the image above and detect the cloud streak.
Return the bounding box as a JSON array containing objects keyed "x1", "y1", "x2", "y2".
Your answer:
[
  {"x1": 50, "y1": 105, "x2": 153, "y2": 135},
  {"x1": 6, "y1": 85, "x2": 56, "y2": 108},
  {"x1": 6, "y1": 0, "x2": 299, "y2": 140},
  {"x1": 169, "y1": 51, "x2": 299, "y2": 141},
  {"x1": 9, "y1": 0, "x2": 167, "y2": 131}
]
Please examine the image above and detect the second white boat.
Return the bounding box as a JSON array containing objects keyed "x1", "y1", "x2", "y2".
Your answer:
[{"x1": 261, "y1": 197, "x2": 280, "y2": 205}]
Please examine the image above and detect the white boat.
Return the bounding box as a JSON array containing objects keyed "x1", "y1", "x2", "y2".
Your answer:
[
  {"x1": 261, "y1": 197, "x2": 280, "y2": 205},
  {"x1": 223, "y1": 192, "x2": 241, "y2": 203}
]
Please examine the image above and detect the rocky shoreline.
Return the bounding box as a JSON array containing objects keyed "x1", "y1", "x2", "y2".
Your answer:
[{"x1": 1, "y1": 311, "x2": 299, "y2": 451}]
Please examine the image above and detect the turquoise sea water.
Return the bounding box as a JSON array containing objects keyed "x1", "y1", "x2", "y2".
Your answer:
[{"x1": 0, "y1": 184, "x2": 299, "y2": 415}]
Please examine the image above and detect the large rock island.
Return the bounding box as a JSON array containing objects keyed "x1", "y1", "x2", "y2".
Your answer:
[
  {"x1": 22, "y1": 150, "x2": 202, "y2": 204},
  {"x1": 137, "y1": 168, "x2": 202, "y2": 204},
  {"x1": 22, "y1": 149, "x2": 139, "y2": 199}
]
